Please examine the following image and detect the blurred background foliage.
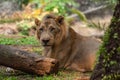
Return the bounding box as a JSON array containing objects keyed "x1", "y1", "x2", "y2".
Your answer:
[
  {"x1": 0, "y1": 0, "x2": 117, "y2": 20},
  {"x1": 13, "y1": 0, "x2": 79, "y2": 20},
  {"x1": 0, "y1": 0, "x2": 117, "y2": 23},
  {"x1": 0, "y1": 0, "x2": 83, "y2": 36},
  {"x1": 0, "y1": 0, "x2": 117, "y2": 37},
  {"x1": 94, "y1": 0, "x2": 117, "y2": 6}
]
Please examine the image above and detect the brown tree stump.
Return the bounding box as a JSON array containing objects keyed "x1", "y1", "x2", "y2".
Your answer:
[{"x1": 0, "y1": 45, "x2": 59, "y2": 76}]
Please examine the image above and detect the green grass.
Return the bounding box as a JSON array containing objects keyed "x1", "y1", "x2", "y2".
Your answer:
[
  {"x1": 0, "y1": 65, "x2": 89, "y2": 80},
  {"x1": 0, "y1": 70, "x2": 88, "y2": 80},
  {"x1": 0, "y1": 35, "x2": 39, "y2": 46},
  {"x1": 0, "y1": 18, "x2": 21, "y2": 24},
  {"x1": 0, "y1": 76, "x2": 18, "y2": 80}
]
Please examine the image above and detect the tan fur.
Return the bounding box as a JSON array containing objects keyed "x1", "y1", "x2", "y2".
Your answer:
[{"x1": 35, "y1": 14, "x2": 101, "y2": 72}]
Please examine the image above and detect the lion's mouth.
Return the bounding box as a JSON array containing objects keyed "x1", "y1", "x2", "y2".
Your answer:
[{"x1": 43, "y1": 45, "x2": 52, "y2": 47}]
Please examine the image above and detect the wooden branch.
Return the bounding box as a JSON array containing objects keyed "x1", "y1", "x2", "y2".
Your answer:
[
  {"x1": 0, "y1": 45, "x2": 59, "y2": 76},
  {"x1": 67, "y1": 5, "x2": 107, "y2": 19}
]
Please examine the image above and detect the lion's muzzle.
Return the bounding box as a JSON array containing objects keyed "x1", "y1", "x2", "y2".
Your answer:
[{"x1": 42, "y1": 39, "x2": 50, "y2": 46}]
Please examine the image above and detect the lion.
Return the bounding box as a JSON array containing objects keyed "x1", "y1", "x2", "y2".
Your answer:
[{"x1": 35, "y1": 14, "x2": 101, "y2": 72}]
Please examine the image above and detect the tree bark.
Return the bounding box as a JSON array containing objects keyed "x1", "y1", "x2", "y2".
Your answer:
[
  {"x1": 90, "y1": 0, "x2": 120, "y2": 80},
  {"x1": 0, "y1": 45, "x2": 59, "y2": 76}
]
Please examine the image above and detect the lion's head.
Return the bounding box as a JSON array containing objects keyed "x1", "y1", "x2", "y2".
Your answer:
[{"x1": 35, "y1": 14, "x2": 68, "y2": 48}]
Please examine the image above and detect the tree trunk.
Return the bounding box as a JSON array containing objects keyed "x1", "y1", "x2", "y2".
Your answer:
[
  {"x1": 90, "y1": 0, "x2": 120, "y2": 80},
  {"x1": 0, "y1": 45, "x2": 59, "y2": 76}
]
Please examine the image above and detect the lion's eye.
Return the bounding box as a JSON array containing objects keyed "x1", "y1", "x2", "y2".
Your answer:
[
  {"x1": 50, "y1": 27, "x2": 55, "y2": 32},
  {"x1": 39, "y1": 28, "x2": 44, "y2": 32}
]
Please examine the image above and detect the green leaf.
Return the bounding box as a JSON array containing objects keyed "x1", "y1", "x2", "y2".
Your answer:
[{"x1": 71, "y1": 8, "x2": 87, "y2": 22}]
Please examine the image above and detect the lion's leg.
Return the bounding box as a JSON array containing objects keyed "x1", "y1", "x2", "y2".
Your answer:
[
  {"x1": 64, "y1": 50, "x2": 78, "y2": 68},
  {"x1": 66, "y1": 63, "x2": 86, "y2": 72},
  {"x1": 66, "y1": 52, "x2": 96, "y2": 72}
]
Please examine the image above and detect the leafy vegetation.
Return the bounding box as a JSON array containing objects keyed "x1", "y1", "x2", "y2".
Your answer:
[
  {"x1": 30, "y1": 0, "x2": 79, "y2": 16},
  {"x1": 88, "y1": 21, "x2": 107, "y2": 30},
  {"x1": 17, "y1": 20, "x2": 33, "y2": 35},
  {"x1": 71, "y1": 8, "x2": 87, "y2": 22},
  {"x1": 0, "y1": 35, "x2": 39, "y2": 46},
  {"x1": 16, "y1": 0, "x2": 29, "y2": 9}
]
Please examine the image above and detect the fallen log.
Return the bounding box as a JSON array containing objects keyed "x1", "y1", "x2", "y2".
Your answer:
[{"x1": 0, "y1": 45, "x2": 59, "y2": 76}]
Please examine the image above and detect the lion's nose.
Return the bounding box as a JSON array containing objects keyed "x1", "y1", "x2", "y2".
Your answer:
[{"x1": 42, "y1": 39, "x2": 50, "y2": 44}]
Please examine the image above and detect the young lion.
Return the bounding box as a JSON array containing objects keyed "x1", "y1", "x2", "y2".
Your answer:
[{"x1": 35, "y1": 14, "x2": 101, "y2": 72}]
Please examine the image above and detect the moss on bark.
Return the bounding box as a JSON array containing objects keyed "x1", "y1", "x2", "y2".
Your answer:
[{"x1": 90, "y1": 1, "x2": 120, "y2": 80}]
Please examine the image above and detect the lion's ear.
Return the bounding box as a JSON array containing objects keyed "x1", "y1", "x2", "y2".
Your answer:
[
  {"x1": 35, "y1": 18, "x2": 41, "y2": 26},
  {"x1": 56, "y1": 16, "x2": 64, "y2": 25}
]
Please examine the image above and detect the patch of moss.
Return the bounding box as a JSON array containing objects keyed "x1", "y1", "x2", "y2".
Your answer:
[
  {"x1": 117, "y1": 47, "x2": 120, "y2": 53},
  {"x1": 113, "y1": 33, "x2": 118, "y2": 39},
  {"x1": 102, "y1": 74, "x2": 120, "y2": 80}
]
